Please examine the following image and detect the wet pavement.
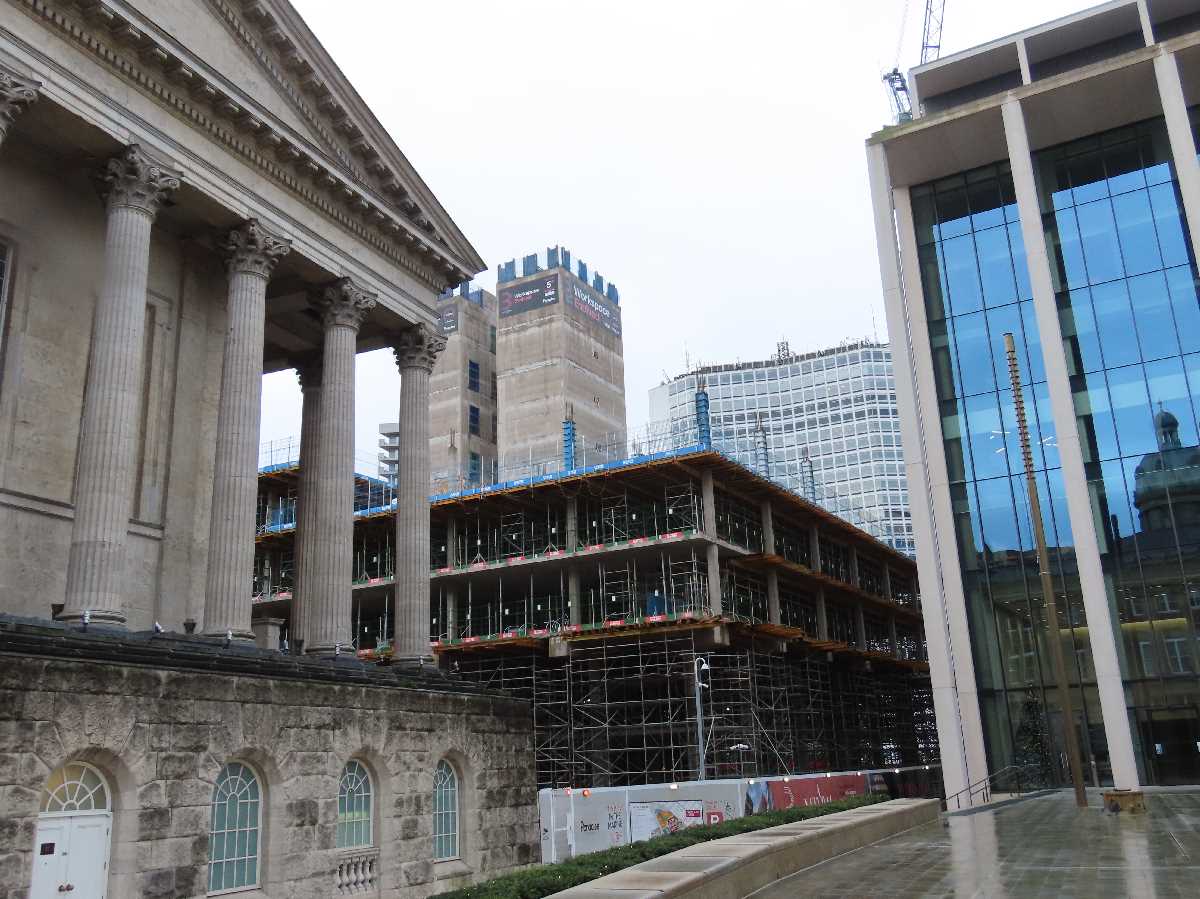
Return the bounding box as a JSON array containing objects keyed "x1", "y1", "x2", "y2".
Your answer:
[{"x1": 751, "y1": 789, "x2": 1200, "y2": 898}]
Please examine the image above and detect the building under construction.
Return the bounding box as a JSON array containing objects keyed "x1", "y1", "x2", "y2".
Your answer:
[{"x1": 253, "y1": 439, "x2": 936, "y2": 790}]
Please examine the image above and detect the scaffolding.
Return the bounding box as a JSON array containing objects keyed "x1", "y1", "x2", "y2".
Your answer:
[
  {"x1": 714, "y1": 489, "x2": 764, "y2": 551},
  {"x1": 452, "y1": 652, "x2": 571, "y2": 789},
  {"x1": 569, "y1": 631, "x2": 705, "y2": 787},
  {"x1": 722, "y1": 569, "x2": 768, "y2": 624},
  {"x1": 774, "y1": 520, "x2": 812, "y2": 568},
  {"x1": 778, "y1": 587, "x2": 819, "y2": 635},
  {"x1": 819, "y1": 536, "x2": 852, "y2": 582},
  {"x1": 833, "y1": 668, "x2": 886, "y2": 770},
  {"x1": 706, "y1": 645, "x2": 793, "y2": 779},
  {"x1": 449, "y1": 630, "x2": 936, "y2": 791},
  {"x1": 787, "y1": 653, "x2": 835, "y2": 773},
  {"x1": 253, "y1": 443, "x2": 935, "y2": 790},
  {"x1": 577, "y1": 480, "x2": 701, "y2": 550}
]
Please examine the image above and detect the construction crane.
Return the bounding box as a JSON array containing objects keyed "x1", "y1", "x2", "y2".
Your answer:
[{"x1": 884, "y1": 0, "x2": 947, "y2": 123}]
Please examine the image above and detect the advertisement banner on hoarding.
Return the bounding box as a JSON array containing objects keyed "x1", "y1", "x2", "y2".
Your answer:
[
  {"x1": 767, "y1": 774, "x2": 866, "y2": 810},
  {"x1": 629, "y1": 800, "x2": 703, "y2": 841},
  {"x1": 566, "y1": 279, "x2": 622, "y2": 337},
  {"x1": 439, "y1": 304, "x2": 458, "y2": 335},
  {"x1": 745, "y1": 779, "x2": 772, "y2": 815},
  {"x1": 570, "y1": 792, "x2": 628, "y2": 857},
  {"x1": 499, "y1": 274, "x2": 558, "y2": 317},
  {"x1": 539, "y1": 767, "x2": 937, "y2": 862}
]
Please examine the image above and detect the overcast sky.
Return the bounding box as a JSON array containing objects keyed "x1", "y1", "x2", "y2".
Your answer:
[{"x1": 264, "y1": 0, "x2": 1091, "y2": 474}]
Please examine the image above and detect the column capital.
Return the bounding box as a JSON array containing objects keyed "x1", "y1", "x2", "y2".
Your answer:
[
  {"x1": 312, "y1": 277, "x2": 376, "y2": 331},
  {"x1": 96, "y1": 144, "x2": 181, "y2": 217},
  {"x1": 392, "y1": 322, "x2": 446, "y2": 373},
  {"x1": 224, "y1": 219, "x2": 291, "y2": 279},
  {"x1": 295, "y1": 356, "x2": 323, "y2": 392},
  {"x1": 0, "y1": 69, "x2": 39, "y2": 143}
]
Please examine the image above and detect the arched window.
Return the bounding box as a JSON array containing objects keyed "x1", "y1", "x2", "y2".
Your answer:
[
  {"x1": 41, "y1": 762, "x2": 110, "y2": 814},
  {"x1": 337, "y1": 760, "x2": 373, "y2": 849},
  {"x1": 433, "y1": 760, "x2": 459, "y2": 860},
  {"x1": 208, "y1": 762, "x2": 262, "y2": 894}
]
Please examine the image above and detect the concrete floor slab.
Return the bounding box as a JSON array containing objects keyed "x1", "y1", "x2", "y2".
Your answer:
[{"x1": 752, "y1": 790, "x2": 1200, "y2": 898}]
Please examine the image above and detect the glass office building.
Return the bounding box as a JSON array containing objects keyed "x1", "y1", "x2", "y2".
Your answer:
[
  {"x1": 869, "y1": 1, "x2": 1200, "y2": 802},
  {"x1": 649, "y1": 341, "x2": 914, "y2": 554}
]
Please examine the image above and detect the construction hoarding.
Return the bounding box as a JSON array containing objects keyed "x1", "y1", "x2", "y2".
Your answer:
[{"x1": 538, "y1": 766, "x2": 937, "y2": 862}]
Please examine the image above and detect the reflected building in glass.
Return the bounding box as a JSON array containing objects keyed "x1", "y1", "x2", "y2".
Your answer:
[{"x1": 869, "y1": 0, "x2": 1200, "y2": 804}]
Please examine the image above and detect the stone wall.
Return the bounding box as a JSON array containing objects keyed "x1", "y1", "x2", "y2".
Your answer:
[{"x1": 0, "y1": 639, "x2": 538, "y2": 898}]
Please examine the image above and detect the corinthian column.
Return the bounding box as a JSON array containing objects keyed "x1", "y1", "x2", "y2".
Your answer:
[
  {"x1": 392, "y1": 323, "x2": 446, "y2": 660},
  {"x1": 291, "y1": 359, "x2": 322, "y2": 650},
  {"x1": 0, "y1": 68, "x2": 39, "y2": 147},
  {"x1": 61, "y1": 145, "x2": 180, "y2": 627},
  {"x1": 305, "y1": 279, "x2": 376, "y2": 654},
  {"x1": 203, "y1": 220, "x2": 291, "y2": 640}
]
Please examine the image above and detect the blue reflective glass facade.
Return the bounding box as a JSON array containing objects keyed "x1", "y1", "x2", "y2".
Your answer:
[
  {"x1": 1036, "y1": 117, "x2": 1200, "y2": 784},
  {"x1": 913, "y1": 161, "x2": 1106, "y2": 786}
]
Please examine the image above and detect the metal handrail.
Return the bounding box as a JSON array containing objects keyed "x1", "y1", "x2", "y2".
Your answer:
[{"x1": 942, "y1": 764, "x2": 1041, "y2": 810}]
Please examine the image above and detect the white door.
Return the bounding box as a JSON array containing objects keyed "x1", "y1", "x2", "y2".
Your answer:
[
  {"x1": 30, "y1": 813, "x2": 111, "y2": 899},
  {"x1": 29, "y1": 817, "x2": 68, "y2": 897}
]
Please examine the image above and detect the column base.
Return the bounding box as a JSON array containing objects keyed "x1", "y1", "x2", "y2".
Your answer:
[
  {"x1": 56, "y1": 608, "x2": 126, "y2": 628},
  {"x1": 201, "y1": 628, "x2": 256, "y2": 644},
  {"x1": 393, "y1": 653, "x2": 435, "y2": 667},
  {"x1": 1103, "y1": 789, "x2": 1146, "y2": 814},
  {"x1": 304, "y1": 641, "x2": 356, "y2": 657}
]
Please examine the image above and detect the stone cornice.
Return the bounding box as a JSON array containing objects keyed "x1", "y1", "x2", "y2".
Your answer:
[
  {"x1": 224, "y1": 218, "x2": 291, "y2": 279},
  {"x1": 207, "y1": 0, "x2": 367, "y2": 187},
  {"x1": 9, "y1": 0, "x2": 472, "y2": 291},
  {"x1": 0, "y1": 613, "x2": 517, "y2": 697},
  {"x1": 233, "y1": 0, "x2": 477, "y2": 262}
]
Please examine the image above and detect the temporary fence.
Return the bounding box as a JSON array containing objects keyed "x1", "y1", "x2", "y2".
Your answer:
[{"x1": 537, "y1": 764, "x2": 942, "y2": 862}]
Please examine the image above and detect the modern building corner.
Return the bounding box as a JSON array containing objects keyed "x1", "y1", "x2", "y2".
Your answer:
[{"x1": 869, "y1": 0, "x2": 1200, "y2": 804}]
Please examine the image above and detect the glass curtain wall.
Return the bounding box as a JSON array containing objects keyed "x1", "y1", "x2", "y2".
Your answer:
[
  {"x1": 1035, "y1": 116, "x2": 1200, "y2": 785},
  {"x1": 913, "y1": 161, "x2": 1105, "y2": 787}
]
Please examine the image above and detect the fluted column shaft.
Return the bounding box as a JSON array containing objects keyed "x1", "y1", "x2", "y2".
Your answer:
[
  {"x1": 291, "y1": 362, "x2": 322, "y2": 650},
  {"x1": 306, "y1": 280, "x2": 376, "y2": 654},
  {"x1": 203, "y1": 221, "x2": 291, "y2": 639},
  {"x1": 393, "y1": 324, "x2": 445, "y2": 659},
  {"x1": 62, "y1": 146, "x2": 180, "y2": 625}
]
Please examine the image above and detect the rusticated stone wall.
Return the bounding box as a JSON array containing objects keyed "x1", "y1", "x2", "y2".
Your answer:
[{"x1": 0, "y1": 630, "x2": 537, "y2": 899}]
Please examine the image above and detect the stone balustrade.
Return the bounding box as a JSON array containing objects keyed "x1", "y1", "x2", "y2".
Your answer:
[{"x1": 334, "y1": 848, "x2": 380, "y2": 895}]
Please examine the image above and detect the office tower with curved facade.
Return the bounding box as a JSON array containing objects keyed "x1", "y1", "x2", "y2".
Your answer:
[{"x1": 650, "y1": 341, "x2": 914, "y2": 556}]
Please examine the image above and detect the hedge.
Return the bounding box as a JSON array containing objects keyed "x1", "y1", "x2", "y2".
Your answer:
[{"x1": 432, "y1": 792, "x2": 887, "y2": 899}]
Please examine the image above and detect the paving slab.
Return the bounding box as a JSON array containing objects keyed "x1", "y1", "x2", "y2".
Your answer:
[{"x1": 752, "y1": 790, "x2": 1200, "y2": 899}]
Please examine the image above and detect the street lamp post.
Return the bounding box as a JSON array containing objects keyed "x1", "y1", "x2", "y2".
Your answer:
[{"x1": 694, "y1": 656, "x2": 709, "y2": 781}]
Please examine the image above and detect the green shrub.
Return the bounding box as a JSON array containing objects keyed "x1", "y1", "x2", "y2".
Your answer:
[{"x1": 432, "y1": 793, "x2": 886, "y2": 899}]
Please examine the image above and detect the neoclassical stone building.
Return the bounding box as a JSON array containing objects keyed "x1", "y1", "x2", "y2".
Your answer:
[
  {"x1": 0, "y1": 1, "x2": 537, "y2": 896},
  {"x1": 0, "y1": 0, "x2": 465, "y2": 654}
]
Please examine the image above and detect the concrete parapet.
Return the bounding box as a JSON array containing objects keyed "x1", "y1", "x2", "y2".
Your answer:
[{"x1": 548, "y1": 798, "x2": 939, "y2": 899}]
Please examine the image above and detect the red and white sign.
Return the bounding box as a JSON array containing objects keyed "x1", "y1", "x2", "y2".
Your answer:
[{"x1": 767, "y1": 774, "x2": 865, "y2": 810}]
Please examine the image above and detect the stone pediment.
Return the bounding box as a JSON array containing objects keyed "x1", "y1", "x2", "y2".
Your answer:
[{"x1": 31, "y1": 0, "x2": 483, "y2": 289}]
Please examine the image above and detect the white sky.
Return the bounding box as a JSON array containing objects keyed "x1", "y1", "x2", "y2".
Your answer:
[{"x1": 264, "y1": 0, "x2": 1091, "y2": 473}]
